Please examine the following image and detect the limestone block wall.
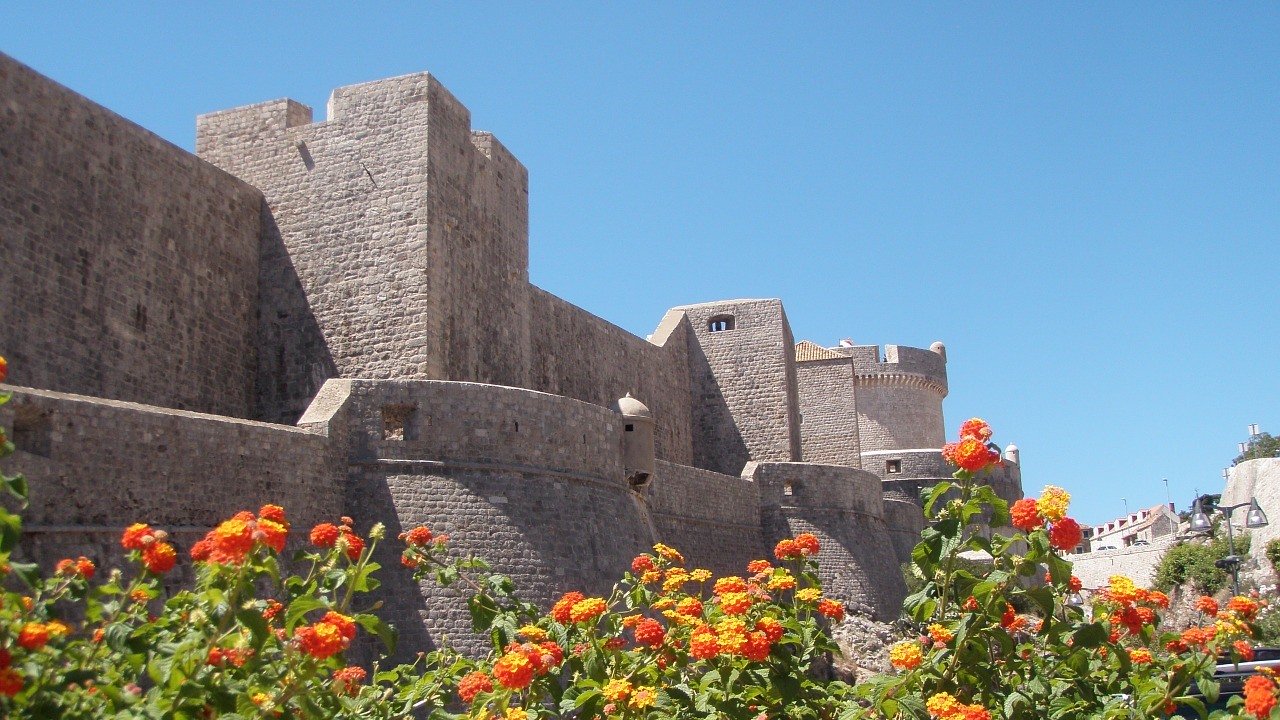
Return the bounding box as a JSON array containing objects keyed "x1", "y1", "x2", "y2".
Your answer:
[
  {"x1": 883, "y1": 497, "x2": 925, "y2": 565},
  {"x1": 324, "y1": 379, "x2": 654, "y2": 657},
  {"x1": 1222, "y1": 458, "x2": 1280, "y2": 587},
  {"x1": 196, "y1": 72, "x2": 532, "y2": 423},
  {"x1": 747, "y1": 462, "x2": 906, "y2": 619},
  {"x1": 644, "y1": 460, "x2": 767, "y2": 576},
  {"x1": 795, "y1": 357, "x2": 861, "y2": 467},
  {"x1": 678, "y1": 300, "x2": 802, "y2": 476},
  {"x1": 847, "y1": 345, "x2": 947, "y2": 453},
  {"x1": 1070, "y1": 537, "x2": 1177, "y2": 591},
  {"x1": 0, "y1": 385, "x2": 344, "y2": 583},
  {"x1": 0, "y1": 52, "x2": 262, "y2": 418},
  {"x1": 527, "y1": 288, "x2": 694, "y2": 464}
]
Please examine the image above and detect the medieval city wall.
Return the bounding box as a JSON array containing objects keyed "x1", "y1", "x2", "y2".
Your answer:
[
  {"x1": 1070, "y1": 537, "x2": 1178, "y2": 591},
  {"x1": 795, "y1": 357, "x2": 861, "y2": 467},
  {"x1": 644, "y1": 460, "x2": 766, "y2": 576},
  {"x1": 526, "y1": 288, "x2": 694, "y2": 464},
  {"x1": 196, "y1": 72, "x2": 532, "y2": 423},
  {"x1": 0, "y1": 52, "x2": 262, "y2": 418},
  {"x1": 321, "y1": 379, "x2": 654, "y2": 656},
  {"x1": 1223, "y1": 457, "x2": 1280, "y2": 587},
  {"x1": 0, "y1": 385, "x2": 344, "y2": 579},
  {"x1": 882, "y1": 497, "x2": 926, "y2": 565},
  {"x1": 747, "y1": 461, "x2": 906, "y2": 619}
]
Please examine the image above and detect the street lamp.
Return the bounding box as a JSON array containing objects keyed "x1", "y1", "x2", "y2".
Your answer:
[{"x1": 1191, "y1": 495, "x2": 1269, "y2": 596}]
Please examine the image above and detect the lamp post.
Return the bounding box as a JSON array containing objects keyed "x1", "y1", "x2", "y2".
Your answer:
[{"x1": 1191, "y1": 495, "x2": 1269, "y2": 596}]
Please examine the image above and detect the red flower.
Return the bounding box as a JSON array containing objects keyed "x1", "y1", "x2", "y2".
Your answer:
[
  {"x1": 339, "y1": 530, "x2": 365, "y2": 561},
  {"x1": 296, "y1": 623, "x2": 346, "y2": 659},
  {"x1": 1048, "y1": 518, "x2": 1083, "y2": 551},
  {"x1": 258, "y1": 504, "x2": 287, "y2": 525},
  {"x1": 794, "y1": 533, "x2": 821, "y2": 556},
  {"x1": 17, "y1": 623, "x2": 49, "y2": 650},
  {"x1": 743, "y1": 631, "x2": 771, "y2": 661},
  {"x1": 121, "y1": 523, "x2": 156, "y2": 551},
  {"x1": 1194, "y1": 597, "x2": 1219, "y2": 616},
  {"x1": 551, "y1": 592, "x2": 585, "y2": 624},
  {"x1": 0, "y1": 355, "x2": 7, "y2": 384},
  {"x1": 946, "y1": 437, "x2": 999, "y2": 473},
  {"x1": 142, "y1": 542, "x2": 177, "y2": 574},
  {"x1": 817, "y1": 598, "x2": 846, "y2": 622},
  {"x1": 493, "y1": 651, "x2": 534, "y2": 689},
  {"x1": 402, "y1": 526, "x2": 433, "y2": 546},
  {"x1": 310, "y1": 523, "x2": 341, "y2": 548},
  {"x1": 634, "y1": 618, "x2": 665, "y2": 647},
  {"x1": 458, "y1": 671, "x2": 493, "y2": 702},
  {"x1": 190, "y1": 538, "x2": 214, "y2": 562},
  {"x1": 0, "y1": 668, "x2": 20, "y2": 697},
  {"x1": 332, "y1": 666, "x2": 366, "y2": 695},
  {"x1": 1235, "y1": 640, "x2": 1256, "y2": 662},
  {"x1": 959, "y1": 418, "x2": 993, "y2": 442},
  {"x1": 1244, "y1": 674, "x2": 1276, "y2": 717},
  {"x1": 774, "y1": 539, "x2": 802, "y2": 560},
  {"x1": 755, "y1": 617, "x2": 784, "y2": 643},
  {"x1": 1010, "y1": 498, "x2": 1044, "y2": 532},
  {"x1": 689, "y1": 627, "x2": 719, "y2": 660}
]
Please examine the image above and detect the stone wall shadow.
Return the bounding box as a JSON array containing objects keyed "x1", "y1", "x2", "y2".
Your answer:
[
  {"x1": 686, "y1": 340, "x2": 750, "y2": 475},
  {"x1": 256, "y1": 205, "x2": 337, "y2": 425},
  {"x1": 348, "y1": 465, "x2": 655, "y2": 661}
]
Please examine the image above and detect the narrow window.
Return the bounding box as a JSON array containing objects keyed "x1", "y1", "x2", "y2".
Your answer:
[
  {"x1": 783, "y1": 481, "x2": 795, "y2": 496},
  {"x1": 886, "y1": 459, "x2": 902, "y2": 474},
  {"x1": 382, "y1": 404, "x2": 417, "y2": 441},
  {"x1": 707, "y1": 314, "x2": 735, "y2": 333}
]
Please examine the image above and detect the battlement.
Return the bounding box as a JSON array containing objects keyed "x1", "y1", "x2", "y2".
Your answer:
[{"x1": 846, "y1": 343, "x2": 948, "y2": 396}]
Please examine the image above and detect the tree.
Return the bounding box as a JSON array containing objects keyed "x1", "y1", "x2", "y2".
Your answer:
[{"x1": 1234, "y1": 431, "x2": 1280, "y2": 465}]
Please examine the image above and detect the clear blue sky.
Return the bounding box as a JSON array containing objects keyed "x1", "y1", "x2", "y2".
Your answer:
[{"x1": 4, "y1": 4, "x2": 1277, "y2": 526}]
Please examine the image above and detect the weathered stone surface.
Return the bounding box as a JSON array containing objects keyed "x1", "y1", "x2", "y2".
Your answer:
[{"x1": 0, "y1": 54, "x2": 1026, "y2": 656}]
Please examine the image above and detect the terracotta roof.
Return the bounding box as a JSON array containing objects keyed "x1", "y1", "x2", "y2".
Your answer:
[{"x1": 795, "y1": 340, "x2": 844, "y2": 362}]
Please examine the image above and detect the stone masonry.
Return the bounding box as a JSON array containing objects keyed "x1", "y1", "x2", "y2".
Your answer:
[{"x1": 0, "y1": 52, "x2": 1025, "y2": 657}]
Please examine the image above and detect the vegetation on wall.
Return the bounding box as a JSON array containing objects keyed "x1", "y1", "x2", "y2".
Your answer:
[
  {"x1": 1233, "y1": 432, "x2": 1280, "y2": 465},
  {"x1": 1152, "y1": 533, "x2": 1251, "y2": 595}
]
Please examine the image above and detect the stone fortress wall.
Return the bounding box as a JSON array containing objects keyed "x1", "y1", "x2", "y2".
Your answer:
[
  {"x1": 0, "y1": 54, "x2": 263, "y2": 418},
  {"x1": 0, "y1": 52, "x2": 1025, "y2": 656}
]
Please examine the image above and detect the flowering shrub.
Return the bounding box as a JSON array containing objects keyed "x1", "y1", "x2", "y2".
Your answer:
[
  {"x1": 855, "y1": 418, "x2": 1268, "y2": 719},
  {"x1": 0, "y1": 356, "x2": 1273, "y2": 718}
]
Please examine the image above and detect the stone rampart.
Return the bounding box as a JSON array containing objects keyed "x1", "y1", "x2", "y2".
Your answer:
[
  {"x1": 644, "y1": 460, "x2": 766, "y2": 576},
  {"x1": 883, "y1": 497, "x2": 925, "y2": 565},
  {"x1": 527, "y1": 288, "x2": 694, "y2": 464},
  {"x1": 747, "y1": 462, "x2": 906, "y2": 619},
  {"x1": 1222, "y1": 457, "x2": 1280, "y2": 587},
  {"x1": 313, "y1": 379, "x2": 654, "y2": 656},
  {"x1": 0, "y1": 384, "x2": 344, "y2": 580},
  {"x1": 1070, "y1": 537, "x2": 1177, "y2": 591},
  {"x1": 0, "y1": 52, "x2": 262, "y2": 418}
]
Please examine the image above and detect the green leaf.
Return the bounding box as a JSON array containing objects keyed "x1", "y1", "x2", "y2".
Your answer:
[
  {"x1": 1072, "y1": 622, "x2": 1108, "y2": 648},
  {"x1": 284, "y1": 596, "x2": 328, "y2": 629},
  {"x1": 356, "y1": 612, "x2": 398, "y2": 653}
]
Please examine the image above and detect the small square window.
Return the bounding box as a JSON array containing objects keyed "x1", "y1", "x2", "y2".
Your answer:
[
  {"x1": 625, "y1": 424, "x2": 634, "y2": 432},
  {"x1": 886, "y1": 459, "x2": 901, "y2": 474},
  {"x1": 382, "y1": 404, "x2": 417, "y2": 441}
]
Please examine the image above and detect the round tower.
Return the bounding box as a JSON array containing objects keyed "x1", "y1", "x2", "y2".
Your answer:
[
  {"x1": 853, "y1": 342, "x2": 948, "y2": 454},
  {"x1": 611, "y1": 393, "x2": 655, "y2": 487}
]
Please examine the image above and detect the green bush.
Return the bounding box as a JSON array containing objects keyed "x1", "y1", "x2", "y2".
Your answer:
[{"x1": 1153, "y1": 532, "x2": 1250, "y2": 595}]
